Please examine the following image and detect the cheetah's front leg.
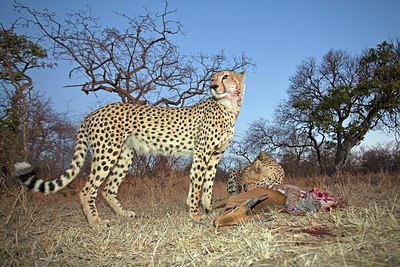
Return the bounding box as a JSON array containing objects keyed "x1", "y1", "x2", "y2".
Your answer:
[
  {"x1": 187, "y1": 153, "x2": 208, "y2": 222},
  {"x1": 201, "y1": 153, "x2": 223, "y2": 213}
]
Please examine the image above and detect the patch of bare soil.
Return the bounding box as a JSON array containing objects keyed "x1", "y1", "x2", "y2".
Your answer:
[{"x1": 1, "y1": 176, "x2": 399, "y2": 266}]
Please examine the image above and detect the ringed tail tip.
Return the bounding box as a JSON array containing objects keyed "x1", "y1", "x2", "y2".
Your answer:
[{"x1": 14, "y1": 162, "x2": 34, "y2": 179}]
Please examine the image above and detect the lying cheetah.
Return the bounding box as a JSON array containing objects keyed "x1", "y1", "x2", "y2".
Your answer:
[
  {"x1": 14, "y1": 70, "x2": 246, "y2": 226},
  {"x1": 226, "y1": 169, "x2": 242, "y2": 195},
  {"x1": 227, "y1": 152, "x2": 284, "y2": 195}
]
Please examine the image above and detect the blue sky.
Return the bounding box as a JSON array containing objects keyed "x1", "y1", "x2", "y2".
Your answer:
[{"x1": 1, "y1": 0, "x2": 399, "y2": 145}]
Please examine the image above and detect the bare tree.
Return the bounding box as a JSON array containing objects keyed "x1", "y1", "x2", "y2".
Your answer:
[
  {"x1": 231, "y1": 117, "x2": 325, "y2": 171},
  {"x1": 15, "y1": 2, "x2": 253, "y2": 107},
  {"x1": 356, "y1": 143, "x2": 399, "y2": 174}
]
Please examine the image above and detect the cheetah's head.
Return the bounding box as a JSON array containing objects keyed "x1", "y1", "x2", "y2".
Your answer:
[{"x1": 210, "y1": 70, "x2": 246, "y2": 116}]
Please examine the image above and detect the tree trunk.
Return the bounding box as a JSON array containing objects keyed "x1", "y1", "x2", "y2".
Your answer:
[
  {"x1": 331, "y1": 150, "x2": 348, "y2": 177},
  {"x1": 331, "y1": 138, "x2": 357, "y2": 177}
]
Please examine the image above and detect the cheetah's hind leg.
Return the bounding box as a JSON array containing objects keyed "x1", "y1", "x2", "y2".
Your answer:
[
  {"x1": 79, "y1": 159, "x2": 113, "y2": 226},
  {"x1": 101, "y1": 145, "x2": 136, "y2": 219},
  {"x1": 79, "y1": 145, "x2": 129, "y2": 226}
]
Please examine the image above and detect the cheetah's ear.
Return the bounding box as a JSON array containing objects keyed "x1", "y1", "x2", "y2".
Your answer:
[
  {"x1": 240, "y1": 71, "x2": 246, "y2": 78},
  {"x1": 257, "y1": 152, "x2": 267, "y2": 161},
  {"x1": 254, "y1": 160, "x2": 261, "y2": 173}
]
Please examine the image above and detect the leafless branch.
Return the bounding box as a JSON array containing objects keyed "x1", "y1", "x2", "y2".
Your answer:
[{"x1": 14, "y1": 2, "x2": 254, "y2": 106}]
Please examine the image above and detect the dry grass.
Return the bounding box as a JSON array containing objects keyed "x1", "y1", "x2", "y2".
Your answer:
[{"x1": 1, "y1": 174, "x2": 399, "y2": 266}]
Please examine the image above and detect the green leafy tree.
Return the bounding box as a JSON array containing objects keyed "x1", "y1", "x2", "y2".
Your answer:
[
  {"x1": 1, "y1": 27, "x2": 47, "y2": 122},
  {"x1": 283, "y1": 40, "x2": 400, "y2": 176},
  {"x1": 0, "y1": 26, "x2": 52, "y2": 180},
  {"x1": 239, "y1": 40, "x2": 400, "y2": 177}
]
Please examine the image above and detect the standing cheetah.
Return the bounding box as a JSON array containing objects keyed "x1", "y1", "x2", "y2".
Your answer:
[
  {"x1": 14, "y1": 70, "x2": 246, "y2": 226},
  {"x1": 227, "y1": 152, "x2": 284, "y2": 195}
]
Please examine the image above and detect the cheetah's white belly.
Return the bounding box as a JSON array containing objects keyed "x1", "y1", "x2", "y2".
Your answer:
[{"x1": 124, "y1": 135, "x2": 193, "y2": 157}]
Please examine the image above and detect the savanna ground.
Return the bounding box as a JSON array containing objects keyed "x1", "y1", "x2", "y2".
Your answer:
[{"x1": 0, "y1": 173, "x2": 399, "y2": 266}]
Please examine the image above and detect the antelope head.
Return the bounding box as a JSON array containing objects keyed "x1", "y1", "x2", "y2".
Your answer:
[{"x1": 213, "y1": 195, "x2": 268, "y2": 227}]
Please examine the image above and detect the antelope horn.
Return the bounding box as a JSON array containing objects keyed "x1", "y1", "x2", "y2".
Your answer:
[
  {"x1": 244, "y1": 194, "x2": 270, "y2": 209},
  {"x1": 213, "y1": 194, "x2": 270, "y2": 228}
]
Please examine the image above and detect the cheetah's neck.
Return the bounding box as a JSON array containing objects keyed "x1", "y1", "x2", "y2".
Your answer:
[{"x1": 216, "y1": 87, "x2": 245, "y2": 119}]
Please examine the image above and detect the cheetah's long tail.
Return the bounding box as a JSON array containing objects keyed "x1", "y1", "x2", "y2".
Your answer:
[{"x1": 14, "y1": 126, "x2": 88, "y2": 194}]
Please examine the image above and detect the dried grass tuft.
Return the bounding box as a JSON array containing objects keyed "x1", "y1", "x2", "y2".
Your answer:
[{"x1": 1, "y1": 174, "x2": 399, "y2": 266}]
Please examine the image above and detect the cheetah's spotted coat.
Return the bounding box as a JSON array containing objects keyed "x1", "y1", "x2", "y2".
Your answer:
[
  {"x1": 227, "y1": 152, "x2": 284, "y2": 195},
  {"x1": 14, "y1": 71, "x2": 246, "y2": 226}
]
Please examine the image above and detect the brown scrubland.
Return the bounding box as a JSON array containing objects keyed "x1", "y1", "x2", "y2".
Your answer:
[{"x1": 1, "y1": 173, "x2": 399, "y2": 266}]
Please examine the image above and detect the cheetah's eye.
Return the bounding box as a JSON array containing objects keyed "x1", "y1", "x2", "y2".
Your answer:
[{"x1": 222, "y1": 75, "x2": 229, "y2": 80}]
